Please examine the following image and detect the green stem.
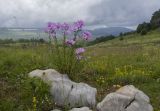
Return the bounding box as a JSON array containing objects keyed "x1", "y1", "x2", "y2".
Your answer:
[
  {"x1": 63, "y1": 33, "x2": 67, "y2": 73},
  {"x1": 48, "y1": 35, "x2": 52, "y2": 53},
  {"x1": 53, "y1": 36, "x2": 61, "y2": 70},
  {"x1": 68, "y1": 47, "x2": 75, "y2": 75}
]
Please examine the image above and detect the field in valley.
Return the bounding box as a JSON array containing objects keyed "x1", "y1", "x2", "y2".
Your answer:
[{"x1": 0, "y1": 29, "x2": 160, "y2": 111}]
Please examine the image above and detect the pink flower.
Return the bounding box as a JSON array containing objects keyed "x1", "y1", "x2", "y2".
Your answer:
[
  {"x1": 48, "y1": 22, "x2": 58, "y2": 30},
  {"x1": 75, "y1": 48, "x2": 85, "y2": 55},
  {"x1": 61, "y1": 23, "x2": 70, "y2": 30},
  {"x1": 60, "y1": 23, "x2": 72, "y2": 35},
  {"x1": 82, "y1": 31, "x2": 92, "y2": 40},
  {"x1": 65, "y1": 39, "x2": 76, "y2": 46},
  {"x1": 45, "y1": 22, "x2": 60, "y2": 34},
  {"x1": 72, "y1": 20, "x2": 85, "y2": 32}
]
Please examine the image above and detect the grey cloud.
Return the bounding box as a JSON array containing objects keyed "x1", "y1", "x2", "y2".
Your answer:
[
  {"x1": 89, "y1": 0, "x2": 160, "y2": 28},
  {"x1": 0, "y1": 0, "x2": 160, "y2": 28},
  {"x1": 0, "y1": 0, "x2": 100, "y2": 27}
]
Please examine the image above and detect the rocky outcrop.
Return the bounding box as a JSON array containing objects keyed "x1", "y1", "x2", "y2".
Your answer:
[
  {"x1": 29, "y1": 69, "x2": 153, "y2": 111},
  {"x1": 29, "y1": 69, "x2": 97, "y2": 108},
  {"x1": 97, "y1": 85, "x2": 153, "y2": 111}
]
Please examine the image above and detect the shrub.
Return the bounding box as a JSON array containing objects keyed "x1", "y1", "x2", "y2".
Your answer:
[
  {"x1": 119, "y1": 36, "x2": 124, "y2": 41},
  {"x1": 88, "y1": 35, "x2": 115, "y2": 45},
  {"x1": 137, "y1": 22, "x2": 151, "y2": 34},
  {"x1": 150, "y1": 9, "x2": 160, "y2": 29},
  {"x1": 141, "y1": 29, "x2": 147, "y2": 35},
  {"x1": 137, "y1": 9, "x2": 160, "y2": 34}
]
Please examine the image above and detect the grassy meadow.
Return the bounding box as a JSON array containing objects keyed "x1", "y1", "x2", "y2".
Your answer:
[{"x1": 0, "y1": 30, "x2": 160, "y2": 111}]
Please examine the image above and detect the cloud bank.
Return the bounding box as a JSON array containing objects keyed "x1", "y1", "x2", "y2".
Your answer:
[{"x1": 0, "y1": 0, "x2": 160, "y2": 29}]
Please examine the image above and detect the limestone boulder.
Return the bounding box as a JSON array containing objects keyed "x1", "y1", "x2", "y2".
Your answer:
[
  {"x1": 29, "y1": 69, "x2": 97, "y2": 108},
  {"x1": 97, "y1": 85, "x2": 153, "y2": 111}
]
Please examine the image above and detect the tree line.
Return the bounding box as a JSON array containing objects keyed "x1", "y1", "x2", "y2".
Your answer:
[
  {"x1": 87, "y1": 35, "x2": 115, "y2": 45},
  {"x1": 136, "y1": 9, "x2": 160, "y2": 35}
]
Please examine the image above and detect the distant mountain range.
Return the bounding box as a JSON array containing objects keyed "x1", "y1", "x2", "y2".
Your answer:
[
  {"x1": 0, "y1": 27, "x2": 133, "y2": 39},
  {"x1": 90, "y1": 27, "x2": 133, "y2": 37}
]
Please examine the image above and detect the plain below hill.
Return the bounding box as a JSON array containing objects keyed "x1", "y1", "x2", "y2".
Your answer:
[{"x1": 0, "y1": 27, "x2": 133, "y2": 40}]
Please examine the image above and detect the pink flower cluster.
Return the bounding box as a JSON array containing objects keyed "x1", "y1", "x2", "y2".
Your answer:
[
  {"x1": 75, "y1": 48, "x2": 85, "y2": 55},
  {"x1": 45, "y1": 20, "x2": 92, "y2": 60},
  {"x1": 45, "y1": 20, "x2": 92, "y2": 40},
  {"x1": 82, "y1": 31, "x2": 92, "y2": 40},
  {"x1": 65, "y1": 39, "x2": 76, "y2": 46},
  {"x1": 75, "y1": 48, "x2": 85, "y2": 60}
]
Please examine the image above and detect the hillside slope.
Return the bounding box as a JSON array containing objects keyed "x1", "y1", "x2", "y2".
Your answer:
[
  {"x1": 94, "y1": 29, "x2": 160, "y2": 47},
  {"x1": 86, "y1": 29, "x2": 160, "y2": 111}
]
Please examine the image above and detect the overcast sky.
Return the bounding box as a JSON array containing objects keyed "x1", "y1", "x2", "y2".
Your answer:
[{"x1": 0, "y1": 0, "x2": 160, "y2": 29}]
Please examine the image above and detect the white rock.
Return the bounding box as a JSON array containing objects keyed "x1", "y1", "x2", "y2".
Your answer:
[
  {"x1": 126, "y1": 101, "x2": 153, "y2": 111},
  {"x1": 116, "y1": 85, "x2": 150, "y2": 103},
  {"x1": 97, "y1": 93, "x2": 133, "y2": 111},
  {"x1": 70, "y1": 107, "x2": 92, "y2": 111},
  {"x1": 97, "y1": 85, "x2": 153, "y2": 111},
  {"x1": 29, "y1": 69, "x2": 97, "y2": 108}
]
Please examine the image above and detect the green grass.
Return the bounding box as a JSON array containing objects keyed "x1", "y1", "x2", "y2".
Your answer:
[
  {"x1": 84, "y1": 29, "x2": 160, "y2": 110},
  {"x1": 0, "y1": 30, "x2": 160, "y2": 111},
  {"x1": 0, "y1": 46, "x2": 55, "y2": 111}
]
